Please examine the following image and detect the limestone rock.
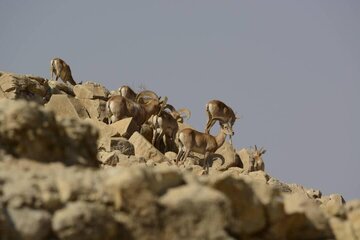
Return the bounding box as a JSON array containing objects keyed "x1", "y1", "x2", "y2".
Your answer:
[
  {"x1": 321, "y1": 194, "x2": 346, "y2": 217},
  {"x1": 45, "y1": 94, "x2": 89, "y2": 119},
  {"x1": 271, "y1": 193, "x2": 333, "y2": 239},
  {"x1": 73, "y1": 82, "x2": 109, "y2": 100},
  {"x1": 98, "y1": 150, "x2": 140, "y2": 167},
  {"x1": 346, "y1": 200, "x2": 360, "y2": 239},
  {"x1": 110, "y1": 137, "x2": 135, "y2": 155},
  {"x1": 48, "y1": 80, "x2": 75, "y2": 96},
  {"x1": 6, "y1": 207, "x2": 52, "y2": 240},
  {"x1": 329, "y1": 217, "x2": 357, "y2": 240},
  {"x1": 208, "y1": 174, "x2": 267, "y2": 236},
  {"x1": 78, "y1": 98, "x2": 107, "y2": 121},
  {"x1": 159, "y1": 184, "x2": 232, "y2": 240},
  {"x1": 110, "y1": 117, "x2": 139, "y2": 138},
  {"x1": 214, "y1": 141, "x2": 242, "y2": 170},
  {"x1": 0, "y1": 72, "x2": 51, "y2": 104},
  {"x1": 52, "y1": 201, "x2": 118, "y2": 240},
  {"x1": 0, "y1": 99, "x2": 99, "y2": 167},
  {"x1": 129, "y1": 131, "x2": 169, "y2": 163},
  {"x1": 238, "y1": 148, "x2": 255, "y2": 172}
]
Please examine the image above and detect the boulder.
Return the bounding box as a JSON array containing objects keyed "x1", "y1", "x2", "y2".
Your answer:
[
  {"x1": 270, "y1": 193, "x2": 333, "y2": 239},
  {"x1": 0, "y1": 72, "x2": 50, "y2": 104},
  {"x1": 321, "y1": 194, "x2": 346, "y2": 217},
  {"x1": 329, "y1": 217, "x2": 357, "y2": 240},
  {"x1": 73, "y1": 82, "x2": 109, "y2": 100},
  {"x1": 5, "y1": 207, "x2": 52, "y2": 240},
  {"x1": 346, "y1": 200, "x2": 360, "y2": 239},
  {"x1": 52, "y1": 201, "x2": 118, "y2": 240},
  {"x1": 110, "y1": 117, "x2": 139, "y2": 138},
  {"x1": 129, "y1": 131, "x2": 169, "y2": 163},
  {"x1": 208, "y1": 174, "x2": 267, "y2": 236},
  {"x1": 0, "y1": 99, "x2": 99, "y2": 167},
  {"x1": 98, "y1": 150, "x2": 139, "y2": 167},
  {"x1": 48, "y1": 80, "x2": 75, "y2": 96},
  {"x1": 214, "y1": 141, "x2": 242, "y2": 170},
  {"x1": 78, "y1": 98, "x2": 107, "y2": 121},
  {"x1": 159, "y1": 184, "x2": 232, "y2": 240},
  {"x1": 238, "y1": 148, "x2": 255, "y2": 172},
  {"x1": 110, "y1": 137, "x2": 135, "y2": 154},
  {"x1": 45, "y1": 94, "x2": 89, "y2": 119}
]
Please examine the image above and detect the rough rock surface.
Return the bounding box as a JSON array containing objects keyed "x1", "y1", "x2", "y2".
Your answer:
[
  {"x1": 0, "y1": 71, "x2": 358, "y2": 240},
  {"x1": 0, "y1": 99, "x2": 98, "y2": 167}
]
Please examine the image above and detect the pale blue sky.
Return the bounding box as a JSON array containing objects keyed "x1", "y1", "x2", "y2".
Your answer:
[{"x1": 1, "y1": 1, "x2": 359, "y2": 200}]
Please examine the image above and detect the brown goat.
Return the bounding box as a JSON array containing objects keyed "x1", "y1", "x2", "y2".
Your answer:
[
  {"x1": 106, "y1": 90, "x2": 167, "y2": 127},
  {"x1": 50, "y1": 58, "x2": 76, "y2": 85},
  {"x1": 205, "y1": 99, "x2": 237, "y2": 134},
  {"x1": 176, "y1": 122, "x2": 234, "y2": 172}
]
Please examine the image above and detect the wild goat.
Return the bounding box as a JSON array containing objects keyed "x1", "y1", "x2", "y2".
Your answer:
[
  {"x1": 205, "y1": 99, "x2": 237, "y2": 134},
  {"x1": 252, "y1": 145, "x2": 266, "y2": 171},
  {"x1": 164, "y1": 104, "x2": 191, "y2": 123},
  {"x1": 106, "y1": 90, "x2": 167, "y2": 126},
  {"x1": 147, "y1": 110, "x2": 179, "y2": 152},
  {"x1": 119, "y1": 85, "x2": 137, "y2": 101},
  {"x1": 176, "y1": 122, "x2": 234, "y2": 173},
  {"x1": 50, "y1": 58, "x2": 77, "y2": 85}
]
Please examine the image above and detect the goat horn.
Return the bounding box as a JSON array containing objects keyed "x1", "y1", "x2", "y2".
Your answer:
[
  {"x1": 164, "y1": 104, "x2": 176, "y2": 112},
  {"x1": 177, "y1": 108, "x2": 191, "y2": 120},
  {"x1": 136, "y1": 90, "x2": 159, "y2": 102}
]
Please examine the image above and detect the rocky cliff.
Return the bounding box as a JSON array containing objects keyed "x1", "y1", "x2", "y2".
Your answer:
[{"x1": 0, "y1": 71, "x2": 359, "y2": 240}]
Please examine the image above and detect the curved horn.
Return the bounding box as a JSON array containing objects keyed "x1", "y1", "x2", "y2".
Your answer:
[
  {"x1": 158, "y1": 96, "x2": 168, "y2": 115},
  {"x1": 164, "y1": 104, "x2": 177, "y2": 112},
  {"x1": 177, "y1": 108, "x2": 191, "y2": 120},
  {"x1": 136, "y1": 90, "x2": 159, "y2": 102}
]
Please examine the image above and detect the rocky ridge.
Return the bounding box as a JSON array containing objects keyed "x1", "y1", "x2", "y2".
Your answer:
[{"x1": 0, "y1": 71, "x2": 359, "y2": 240}]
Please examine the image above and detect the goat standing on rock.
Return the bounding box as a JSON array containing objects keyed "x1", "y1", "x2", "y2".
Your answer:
[
  {"x1": 205, "y1": 99, "x2": 237, "y2": 134},
  {"x1": 176, "y1": 122, "x2": 234, "y2": 173},
  {"x1": 50, "y1": 58, "x2": 77, "y2": 85}
]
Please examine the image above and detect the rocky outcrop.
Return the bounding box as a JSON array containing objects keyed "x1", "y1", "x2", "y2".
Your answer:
[
  {"x1": 0, "y1": 99, "x2": 98, "y2": 167},
  {"x1": 0, "y1": 71, "x2": 358, "y2": 240}
]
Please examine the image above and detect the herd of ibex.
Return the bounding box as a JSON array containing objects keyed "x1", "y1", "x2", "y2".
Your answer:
[{"x1": 50, "y1": 57, "x2": 263, "y2": 173}]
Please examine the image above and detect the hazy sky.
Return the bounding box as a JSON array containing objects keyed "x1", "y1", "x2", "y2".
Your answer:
[{"x1": 1, "y1": 1, "x2": 359, "y2": 200}]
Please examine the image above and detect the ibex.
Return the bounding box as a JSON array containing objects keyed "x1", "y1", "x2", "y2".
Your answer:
[
  {"x1": 50, "y1": 58, "x2": 77, "y2": 85},
  {"x1": 176, "y1": 122, "x2": 234, "y2": 173},
  {"x1": 205, "y1": 99, "x2": 237, "y2": 134},
  {"x1": 252, "y1": 145, "x2": 266, "y2": 171},
  {"x1": 119, "y1": 85, "x2": 137, "y2": 101},
  {"x1": 147, "y1": 110, "x2": 179, "y2": 152},
  {"x1": 164, "y1": 104, "x2": 191, "y2": 123},
  {"x1": 106, "y1": 90, "x2": 167, "y2": 127}
]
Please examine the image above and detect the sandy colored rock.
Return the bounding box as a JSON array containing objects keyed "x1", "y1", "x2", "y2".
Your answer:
[
  {"x1": 271, "y1": 193, "x2": 333, "y2": 239},
  {"x1": 129, "y1": 131, "x2": 169, "y2": 163},
  {"x1": 6, "y1": 207, "x2": 52, "y2": 240},
  {"x1": 329, "y1": 217, "x2": 357, "y2": 240},
  {"x1": 110, "y1": 137, "x2": 135, "y2": 155},
  {"x1": 346, "y1": 200, "x2": 360, "y2": 238},
  {"x1": 73, "y1": 82, "x2": 109, "y2": 99},
  {"x1": 209, "y1": 174, "x2": 267, "y2": 236},
  {"x1": 0, "y1": 99, "x2": 98, "y2": 167},
  {"x1": 48, "y1": 80, "x2": 75, "y2": 96},
  {"x1": 52, "y1": 201, "x2": 118, "y2": 240},
  {"x1": 78, "y1": 98, "x2": 107, "y2": 121},
  {"x1": 159, "y1": 184, "x2": 232, "y2": 240},
  {"x1": 110, "y1": 117, "x2": 139, "y2": 138},
  {"x1": 0, "y1": 72, "x2": 50, "y2": 104},
  {"x1": 238, "y1": 148, "x2": 255, "y2": 172},
  {"x1": 214, "y1": 141, "x2": 241, "y2": 170},
  {"x1": 45, "y1": 94, "x2": 89, "y2": 119}
]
